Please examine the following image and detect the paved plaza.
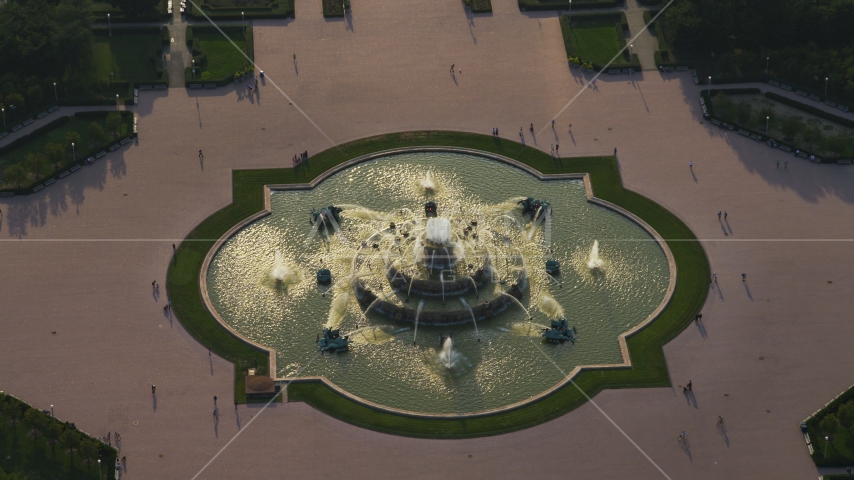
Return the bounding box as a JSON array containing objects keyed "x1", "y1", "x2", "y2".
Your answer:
[{"x1": 2, "y1": 0, "x2": 854, "y2": 478}]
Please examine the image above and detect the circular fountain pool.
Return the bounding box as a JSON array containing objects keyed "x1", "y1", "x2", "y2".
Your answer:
[{"x1": 205, "y1": 151, "x2": 671, "y2": 414}]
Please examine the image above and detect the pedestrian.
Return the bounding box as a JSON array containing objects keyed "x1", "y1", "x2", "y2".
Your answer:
[
  {"x1": 168, "y1": 300, "x2": 172, "y2": 309},
  {"x1": 172, "y1": 244, "x2": 176, "y2": 252},
  {"x1": 214, "y1": 395, "x2": 218, "y2": 405},
  {"x1": 555, "y1": 144, "x2": 559, "y2": 155},
  {"x1": 519, "y1": 128, "x2": 523, "y2": 138},
  {"x1": 785, "y1": 160, "x2": 788, "y2": 169},
  {"x1": 614, "y1": 147, "x2": 617, "y2": 155},
  {"x1": 495, "y1": 128, "x2": 498, "y2": 136},
  {"x1": 698, "y1": 314, "x2": 703, "y2": 320},
  {"x1": 687, "y1": 380, "x2": 692, "y2": 391},
  {"x1": 459, "y1": 69, "x2": 462, "y2": 75},
  {"x1": 718, "y1": 211, "x2": 721, "y2": 220},
  {"x1": 742, "y1": 273, "x2": 746, "y2": 281},
  {"x1": 234, "y1": 401, "x2": 238, "y2": 410},
  {"x1": 683, "y1": 386, "x2": 687, "y2": 394},
  {"x1": 550, "y1": 144, "x2": 554, "y2": 154},
  {"x1": 122, "y1": 456, "x2": 126, "y2": 463},
  {"x1": 551, "y1": 119, "x2": 555, "y2": 128},
  {"x1": 450, "y1": 64, "x2": 455, "y2": 73},
  {"x1": 530, "y1": 123, "x2": 534, "y2": 132},
  {"x1": 776, "y1": 159, "x2": 780, "y2": 168},
  {"x1": 198, "y1": 150, "x2": 203, "y2": 161},
  {"x1": 152, "y1": 385, "x2": 156, "y2": 394},
  {"x1": 304, "y1": 150, "x2": 308, "y2": 159},
  {"x1": 152, "y1": 281, "x2": 155, "y2": 288},
  {"x1": 724, "y1": 211, "x2": 728, "y2": 219},
  {"x1": 689, "y1": 161, "x2": 693, "y2": 169},
  {"x1": 293, "y1": 53, "x2": 296, "y2": 60},
  {"x1": 155, "y1": 283, "x2": 159, "y2": 291},
  {"x1": 713, "y1": 273, "x2": 717, "y2": 283},
  {"x1": 568, "y1": 123, "x2": 572, "y2": 132}
]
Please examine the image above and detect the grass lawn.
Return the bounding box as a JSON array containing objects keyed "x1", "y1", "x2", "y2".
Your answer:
[
  {"x1": 92, "y1": 34, "x2": 161, "y2": 83},
  {"x1": 167, "y1": 131, "x2": 710, "y2": 433},
  {"x1": 566, "y1": 21, "x2": 624, "y2": 67},
  {"x1": 0, "y1": 114, "x2": 130, "y2": 189},
  {"x1": 196, "y1": 32, "x2": 251, "y2": 80}
]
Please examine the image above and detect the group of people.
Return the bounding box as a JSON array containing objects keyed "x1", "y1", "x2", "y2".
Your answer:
[{"x1": 292, "y1": 150, "x2": 309, "y2": 167}]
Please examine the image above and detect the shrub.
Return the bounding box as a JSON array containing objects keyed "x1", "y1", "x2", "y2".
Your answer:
[
  {"x1": 780, "y1": 116, "x2": 803, "y2": 140},
  {"x1": 106, "y1": 112, "x2": 123, "y2": 137},
  {"x1": 4, "y1": 164, "x2": 27, "y2": 188}
]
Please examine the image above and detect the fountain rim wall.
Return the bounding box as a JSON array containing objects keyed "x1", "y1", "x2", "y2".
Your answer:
[{"x1": 199, "y1": 146, "x2": 677, "y2": 418}]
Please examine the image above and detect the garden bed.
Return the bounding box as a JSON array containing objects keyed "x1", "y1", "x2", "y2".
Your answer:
[
  {"x1": 560, "y1": 13, "x2": 638, "y2": 71},
  {"x1": 805, "y1": 383, "x2": 854, "y2": 468},
  {"x1": 186, "y1": 26, "x2": 254, "y2": 87},
  {"x1": 322, "y1": 0, "x2": 345, "y2": 17},
  {"x1": 187, "y1": 0, "x2": 294, "y2": 19}
]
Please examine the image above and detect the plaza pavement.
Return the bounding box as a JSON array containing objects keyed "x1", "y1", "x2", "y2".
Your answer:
[{"x1": 2, "y1": 0, "x2": 854, "y2": 477}]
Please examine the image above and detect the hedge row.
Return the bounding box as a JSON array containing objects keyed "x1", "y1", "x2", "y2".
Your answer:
[
  {"x1": 0, "y1": 111, "x2": 136, "y2": 195},
  {"x1": 187, "y1": 0, "x2": 295, "y2": 19},
  {"x1": 764, "y1": 92, "x2": 854, "y2": 129},
  {"x1": 519, "y1": 0, "x2": 619, "y2": 11},
  {"x1": 90, "y1": 0, "x2": 169, "y2": 22}
]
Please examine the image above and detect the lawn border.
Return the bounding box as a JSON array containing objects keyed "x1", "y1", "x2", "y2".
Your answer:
[{"x1": 166, "y1": 130, "x2": 710, "y2": 435}]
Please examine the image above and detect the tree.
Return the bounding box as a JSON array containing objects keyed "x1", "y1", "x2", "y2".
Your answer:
[
  {"x1": 45, "y1": 421, "x2": 63, "y2": 459},
  {"x1": 53, "y1": 0, "x2": 94, "y2": 75},
  {"x1": 826, "y1": 134, "x2": 849, "y2": 157},
  {"x1": 60, "y1": 429, "x2": 80, "y2": 465},
  {"x1": 22, "y1": 408, "x2": 46, "y2": 441},
  {"x1": 24, "y1": 153, "x2": 46, "y2": 180},
  {"x1": 77, "y1": 439, "x2": 98, "y2": 473},
  {"x1": 108, "y1": 0, "x2": 159, "y2": 19},
  {"x1": 736, "y1": 101, "x2": 752, "y2": 124},
  {"x1": 780, "y1": 116, "x2": 803, "y2": 140},
  {"x1": 820, "y1": 413, "x2": 840, "y2": 436},
  {"x1": 26, "y1": 85, "x2": 44, "y2": 109},
  {"x1": 838, "y1": 401, "x2": 854, "y2": 435},
  {"x1": 105, "y1": 113, "x2": 122, "y2": 137},
  {"x1": 88, "y1": 121, "x2": 105, "y2": 145},
  {"x1": 44, "y1": 142, "x2": 65, "y2": 171},
  {"x1": 0, "y1": 401, "x2": 22, "y2": 433},
  {"x1": 802, "y1": 124, "x2": 823, "y2": 147},
  {"x1": 3, "y1": 164, "x2": 27, "y2": 188}
]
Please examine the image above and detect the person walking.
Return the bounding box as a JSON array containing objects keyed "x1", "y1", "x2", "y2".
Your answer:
[
  {"x1": 713, "y1": 273, "x2": 717, "y2": 283},
  {"x1": 214, "y1": 395, "x2": 217, "y2": 405},
  {"x1": 551, "y1": 119, "x2": 555, "y2": 128},
  {"x1": 450, "y1": 64, "x2": 455, "y2": 73},
  {"x1": 776, "y1": 159, "x2": 780, "y2": 168},
  {"x1": 529, "y1": 123, "x2": 534, "y2": 132},
  {"x1": 718, "y1": 211, "x2": 721, "y2": 220},
  {"x1": 687, "y1": 380, "x2": 692, "y2": 391},
  {"x1": 550, "y1": 144, "x2": 554, "y2": 155},
  {"x1": 742, "y1": 273, "x2": 746, "y2": 281},
  {"x1": 689, "y1": 161, "x2": 693, "y2": 169},
  {"x1": 614, "y1": 147, "x2": 617, "y2": 155},
  {"x1": 568, "y1": 123, "x2": 572, "y2": 133},
  {"x1": 519, "y1": 128, "x2": 523, "y2": 139},
  {"x1": 555, "y1": 144, "x2": 559, "y2": 155},
  {"x1": 724, "y1": 211, "x2": 728, "y2": 219},
  {"x1": 151, "y1": 385, "x2": 156, "y2": 394},
  {"x1": 198, "y1": 150, "x2": 204, "y2": 161}
]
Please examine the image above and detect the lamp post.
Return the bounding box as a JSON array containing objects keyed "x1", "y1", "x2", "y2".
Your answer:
[
  {"x1": 192, "y1": 59, "x2": 195, "y2": 79},
  {"x1": 765, "y1": 116, "x2": 769, "y2": 136},
  {"x1": 708, "y1": 76, "x2": 711, "y2": 92},
  {"x1": 242, "y1": 12, "x2": 245, "y2": 35},
  {"x1": 766, "y1": 56, "x2": 769, "y2": 76},
  {"x1": 98, "y1": 459, "x2": 101, "y2": 479},
  {"x1": 53, "y1": 82, "x2": 57, "y2": 103},
  {"x1": 50, "y1": 405, "x2": 54, "y2": 417},
  {"x1": 825, "y1": 435, "x2": 830, "y2": 458},
  {"x1": 1, "y1": 108, "x2": 5, "y2": 128},
  {"x1": 107, "y1": 13, "x2": 111, "y2": 36},
  {"x1": 569, "y1": 0, "x2": 572, "y2": 30},
  {"x1": 825, "y1": 77, "x2": 829, "y2": 97},
  {"x1": 71, "y1": 143, "x2": 75, "y2": 161},
  {"x1": 116, "y1": 94, "x2": 119, "y2": 110}
]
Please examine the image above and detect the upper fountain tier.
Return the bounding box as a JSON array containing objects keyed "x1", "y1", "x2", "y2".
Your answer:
[{"x1": 425, "y1": 217, "x2": 452, "y2": 246}]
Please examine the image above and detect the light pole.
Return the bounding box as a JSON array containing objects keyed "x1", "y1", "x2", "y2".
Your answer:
[
  {"x1": 192, "y1": 59, "x2": 195, "y2": 79},
  {"x1": 765, "y1": 56, "x2": 769, "y2": 76},
  {"x1": 71, "y1": 143, "x2": 75, "y2": 161},
  {"x1": 630, "y1": 43, "x2": 634, "y2": 67},
  {"x1": 569, "y1": 0, "x2": 572, "y2": 30},
  {"x1": 825, "y1": 77, "x2": 829, "y2": 97},
  {"x1": 1, "y1": 108, "x2": 5, "y2": 128},
  {"x1": 53, "y1": 82, "x2": 57, "y2": 103},
  {"x1": 825, "y1": 435, "x2": 830, "y2": 458},
  {"x1": 50, "y1": 405, "x2": 54, "y2": 417},
  {"x1": 107, "y1": 13, "x2": 111, "y2": 36},
  {"x1": 116, "y1": 94, "x2": 119, "y2": 110},
  {"x1": 242, "y1": 12, "x2": 245, "y2": 35},
  {"x1": 765, "y1": 116, "x2": 769, "y2": 136},
  {"x1": 708, "y1": 76, "x2": 711, "y2": 92},
  {"x1": 98, "y1": 459, "x2": 101, "y2": 479}
]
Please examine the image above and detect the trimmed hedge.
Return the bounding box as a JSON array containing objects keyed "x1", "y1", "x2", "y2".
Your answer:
[
  {"x1": 519, "y1": 0, "x2": 618, "y2": 11},
  {"x1": 187, "y1": 0, "x2": 295, "y2": 20},
  {"x1": 91, "y1": 0, "x2": 169, "y2": 22},
  {"x1": 166, "y1": 130, "x2": 710, "y2": 432},
  {"x1": 471, "y1": 0, "x2": 493, "y2": 13},
  {"x1": 323, "y1": 0, "x2": 345, "y2": 17},
  {"x1": 764, "y1": 92, "x2": 854, "y2": 129},
  {"x1": 0, "y1": 111, "x2": 135, "y2": 195}
]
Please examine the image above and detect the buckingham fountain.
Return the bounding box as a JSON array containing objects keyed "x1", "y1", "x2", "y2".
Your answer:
[{"x1": 205, "y1": 151, "x2": 670, "y2": 414}]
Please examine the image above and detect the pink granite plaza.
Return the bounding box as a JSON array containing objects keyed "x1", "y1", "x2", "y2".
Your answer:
[{"x1": 2, "y1": 0, "x2": 854, "y2": 478}]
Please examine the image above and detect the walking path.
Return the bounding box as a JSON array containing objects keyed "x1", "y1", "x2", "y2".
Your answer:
[
  {"x1": 1, "y1": 0, "x2": 853, "y2": 478},
  {"x1": 624, "y1": 0, "x2": 658, "y2": 70}
]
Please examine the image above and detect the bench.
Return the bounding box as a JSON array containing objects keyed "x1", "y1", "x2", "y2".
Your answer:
[
  {"x1": 838, "y1": 159, "x2": 852, "y2": 164},
  {"x1": 825, "y1": 101, "x2": 837, "y2": 107},
  {"x1": 808, "y1": 94, "x2": 821, "y2": 101},
  {"x1": 32, "y1": 185, "x2": 44, "y2": 192},
  {"x1": 48, "y1": 106, "x2": 59, "y2": 113},
  {"x1": 796, "y1": 90, "x2": 808, "y2": 96},
  {"x1": 70, "y1": 165, "x2": 81, "y2": 172},
  {"x1": 205, "y1": 84, "x2": 217, "y2": 89},
  {"x1": 189, "y1": 84, "x2": 203, "y2": 89},
  {"x1": 737, "y1": 129, "x2": 750, "y2": 137},
  {"x1": 0, "y1": 132, "x2": 7, "y2": 139},
  {"x1": 154, "y1": 85, "x2": 167, "y2": 90},
  {"x1": 95, "y1": 151, "x2": 107, "y2": 159},
  {"x1": 797, "y1": 152, "x2": 809, "y2": 158},
  {"x1": 769, "y1": 80, "x2": 780, "y2": 86},
  {"x1": 22, "y1": 119, "x2": 34, "y2": 126},
  {"x1": 711, "y1": 119, "x2": 722, "y2": 126},
  {"x1": 750, "y1": 134, "x2": 762, "y2": 140},
  {"x1": 781, "y1": 84, "x2": 792, "y2": 91},
  {"x1": 109, "y1": 144, "x2": 120, "y2": 151},
  {"x1": 58, "y1": 171, "x2": 70, "y2": 178},
  {"x1": 140, "y1": 85, "x2": 153, "y2": 91},
  {"x1": 675, "y1": 66, "x2": 689, "y2": 71},
  {"x1": 810, "y1": 156, "x2": 822, "y2": 163},
  {"x1": 11, "y1": 124, "x2": 22, "y2": 132},
  {"x1": 44, "y1": 178, "x2": 56, "y2": 186},
  {"x1": 779, "y1": 145, "x2": 792, "y2": 152},
  {"x1": 37, "y1": 111, "x2": 48, "y2": 119},
  {"x1": 0, "y1": 192, "x2": 14, "y2": 197},
  {"x1": 120, "y1": 138, "x2": 131, "y2": 145},
  {"x1": 838, "y1": 105, "x2": 849, "y2": 112},
  {"x1": 723, "y1": 124, "x2": 735, "y2": 130}
]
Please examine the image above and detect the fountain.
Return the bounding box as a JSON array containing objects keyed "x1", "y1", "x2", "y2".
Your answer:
[
  {"x1": 541, "y1": 319, "x2": 576, "y2": 344},
  {"x1": 206, "y1": 152, "x2": 671, "y2": 414},
  {"x1": 587, "y1": 240, "x2": 604, "y2": 270}
]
